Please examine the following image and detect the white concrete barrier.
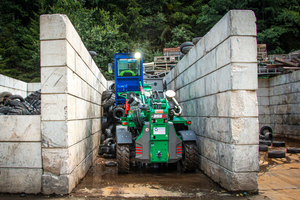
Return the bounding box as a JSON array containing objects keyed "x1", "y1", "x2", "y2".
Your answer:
[
  {"x1": 164, "y1": 10, "x2": 258, "y2": 191},
  {"x1": 0, "y1": 116, "x2": 42, "y2": 193},
  {"x1": 40, "y1": 14, "x2": 106, "y2": 194}
]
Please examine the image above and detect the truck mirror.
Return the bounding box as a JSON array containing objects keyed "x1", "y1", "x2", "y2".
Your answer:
[{"x1": 108, "y1": 63, "x2": 113, "y2": 73}]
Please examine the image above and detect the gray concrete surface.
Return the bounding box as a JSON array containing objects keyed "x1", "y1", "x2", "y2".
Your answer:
[{"x1": 164, "y1": 10, "x2": 259, "y2": 192}]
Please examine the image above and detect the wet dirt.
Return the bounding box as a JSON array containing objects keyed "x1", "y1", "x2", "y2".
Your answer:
[{"x1": 71, "y1": 157, "x2": 233, "y2": 199}]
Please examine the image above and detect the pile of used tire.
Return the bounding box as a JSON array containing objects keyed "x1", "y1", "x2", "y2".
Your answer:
[
  {"x1": 259, "y1": 126, "x2": 300, "y2": 158},
  {"x1": 0, "y1": 90, "x2": 41, "y2": 115},
  {"x1": 179, "y1": 37, "x2": 202, "y2": 59}
]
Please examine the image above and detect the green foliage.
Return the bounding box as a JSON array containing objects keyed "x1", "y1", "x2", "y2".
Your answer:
[{"x1": 0, "y1": 0, "x2": 300, "y2": 82}]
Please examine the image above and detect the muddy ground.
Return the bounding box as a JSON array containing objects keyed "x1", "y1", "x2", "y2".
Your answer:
[{"x1": 1, "y1": 137, "x2": 300, "y2": 200}]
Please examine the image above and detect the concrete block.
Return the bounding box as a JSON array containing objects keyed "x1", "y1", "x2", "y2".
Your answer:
[
  {"x1": 230, "y1": 118, "x2": 259, "y2": 144},
  {"x1": 200, "y1": 137, "x2": 219, "y2": 164},
  {"x1": 0, "y1": 142, "x2": 42, "y2": 168},
  {"x1": 204, "y1": 12, "x2": 231, "y2": 52},
  {"x1": 186, "y1": 45, "x2": 197, "y2": 67},
  {"x1": 41, "y1": 67, "x2": 67, "y2": 93},
  {"x1": 216, "y1": 38, "x2": 231, "y2": 69},
  {"x1": 42, "y1": 149, "x2": 69, "y2": 175},
  {"x1": 258, "y1": 79, "x2": 269, "y2": 88},
  {"x1": 190, "y1": 78, "x2": 205, "y2": 99},
  {"x1": 42, "y1": 173, "x2": 70, "y2": 194},
  {"x1": 230, "y1": 36, "x2": 257, "y2": 63},
  {"x1": 0, "y1": 115, "x2": 41, "y2": 141},
  {"x1": 230, "y1": 10, "x2": 257, "y2": 36},
  {"x1": 41, "y1": 94, "x2": 67, "y2": 121},
  {"x1": 201, "y1": 48, "x2": 217, "y2": 76},
  {"x1": 186, "y1": 64, "x2": 197, "y2": 84},
  {"x1": 256, "y1": 88, "x2": 269, "y2": 97},
  {"x1": 219, "y1": 144, "x2": 259, "y2": 172},
  {"x1": 258, "y1": 115, "x2": 271, "y2": 124},
  {"x1": 205, "y1": 72, "x2": 218, "y2": 95},
  {"x1": 217, "y1": 92, "x2": 231, "y2": 117},
  {"x1": 195, "y1": 36, "x2": 206, "y2": 61},
  {"x1": 217, "y1": 64, "x2": 231, "y2": 93},
  {"x1": 197, "y1": 95, "x2": 218, "y2": 117},
  {"x1": 287, "y1": 92, "x2": 300, "y2": 104},
  {"x1": 258, "y1": 96, "x2": 269, "y2": 106},
  {"x1": 258, "y1": 105, "x2": 270, "y2": 115},
  {"x1": 287, "y1": 104, "x2": 300, "y2": 114},
  {"x1": 291, "y1": 82, "x2": 300, "y2": 93},
  {"x1": 186, "y1": 99, "x2": 198, "y2": 117},
  {"x1": 231, "y1": 63, "x2": 257, "y2": 90},
  {"x1": 41, "y1": 40, "x2": 67, "y2": 67},
  {"x1": 204, "y1": 117, "x2": 231, "y2": 143},
  {"x1": 230, "y1": 91, "x2": 258, "y2": 117},
  {"x1": 40, "y1": 14, "x2": 68, "y2": 40},
  {"x1": 0, "y1": 168, "x2": 42, "y2": 193},
  {"x1": 42, "y1": 121, "x2": 68, "y2": 147}
]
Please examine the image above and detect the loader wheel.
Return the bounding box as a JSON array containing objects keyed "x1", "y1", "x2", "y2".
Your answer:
[
  {"x1": 113, "y1": 106, "x2": 126, "y2": 121},
  {"x1": 117, "y1": 144, "x2": 130, "y2": 173},
  {"x1": 181, "y1": 142, "x2": 198, "y2": 172}
]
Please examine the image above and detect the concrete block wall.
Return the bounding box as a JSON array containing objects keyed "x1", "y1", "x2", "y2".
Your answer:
[
  {"x1": 0, "y1": 74, "x2": 27, "y2": 97},
  {"x1": 164, "y1": 10, "x2": 258, "y2": 191},
  {"x1": 257, "y1": 70, "x2": 300, "y2": 139},
  {"x1": 0, "y1": 116, "x2": 42, "y2": 193},
  {"x1": 40, "y1": 14, "x2": 107, "y2": 194}
]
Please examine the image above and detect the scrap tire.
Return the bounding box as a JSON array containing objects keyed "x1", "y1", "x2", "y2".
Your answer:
[
  {"x1": 180, "y1": 42, "x2": 194, "y2": 53},
  {"x1": 181, "y1": 46, "x2": 193, "y2": 54},
  {"x1": 259, "y1": 140, "x2": 272, "y2": 146},
  {"x1": 113, "y1": 106, "x2": 126, "y2": 121},
  {"x1": 287, "y1": 148, "x2": 300, "y2": 154},
  {"x1": 102, "y1": 90, "x2": 113, "y2": 101},
  {"x1": 259, "y1": 145, "x2": 268, "y2": 152},
  {"x1": 117, "y1": 144, "x2": 130, "y2": 174},
  {"x1": 268, "y1": 151, "x2": 285, "y2": 158},
  {"x1": 272, "y1": 141, "x2": 285, "y2": 147},
  {"x1": 0, "y1": 92, "x2": 12, "y2": 103},
  {"x1": 260, "y1": 126, "x2": 273, "y2": 136},
  {"x1": 8, "y1": 95, "x2": 25, "y2": 102},
  {"x1": 102, "y1": 93, "x2": 115, "y2": 108},
  {"x1": 0, "y1": 106, "x2": 22, "y2": 115},
  {"x1": 181, "y1": 142, "x2": 198, "y2": 172}
]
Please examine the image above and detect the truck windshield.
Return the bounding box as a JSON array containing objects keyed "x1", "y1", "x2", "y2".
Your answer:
[{"x1": 117, "y1": 58, "x2": 141, "y2": 77}]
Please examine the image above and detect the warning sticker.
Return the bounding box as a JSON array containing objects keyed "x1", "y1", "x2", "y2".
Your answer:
[{"x1": 154, "y1": 127, "x2": 165, "y2": 135}]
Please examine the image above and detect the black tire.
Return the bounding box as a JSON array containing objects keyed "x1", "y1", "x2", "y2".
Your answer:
[
  {"x1": 192, "y1": 37, "x2": 202, "y2": 45},
  {"x1": 105, "y1": 161, "x2": 117, "y2": 167},
  {"x1": 272, "y1": 141, "x2": 285, "y2": 147},
  {"x1": 101, "y1": 116, "x2": 108, "y2": 129},
  {"x1": 180, "y1": 54, "x2": 185, "y2": 59},
  {"x1": 260, "y1": 126, "x2": 273, "y2": 136},
  {"x1": 112, "y1": 106, "x2": 126, "y2": 121},
  {"x1": 259, "y1": 140, "x2": 272, "y2": 146},
  {"x1": 109, "y1": 83, "x2": 115, "y2": 92},
  {"x1": 180, "y1": 42, "x2": 194, "y2": 53},
  {"x1": 102, "y1": 93, "x2": 115, "y2": 108},
  {"x1": 25, "y1": 90, "x2": 41, "y2": 104},
  {"x1": 117, "y1": 144, "x2": 130, "y2": 173},
  {"x1": 268, "y1": 151, "x2": 285, "y2": 158},
  {"x1": 0, "y1": 92, "x2": 12, "y2": 103},
  {"x1": 0, "y1": 106, "x2": 23, "y2": 115},
  {"x1": 259, "y1": 145, "x2": 268, "y2": 152},
  {"x1": 102, "y1": 90, "x2": 113, "y2": 101},
  {"x1": 8, "y1": 95, "x2": 25, "y2": 102},
  {"x1": 181, "y1": 142, "x2": 198, "y2": 172},
  {"x1": 287, "y1": 148, "x2": 300, "y2": 154},
  {"x1": 264, "y1": 132, "x2": 273, "y2": 141},
  {"x1": 181, "y1": 46, "x2": 193, "y2": 54}
]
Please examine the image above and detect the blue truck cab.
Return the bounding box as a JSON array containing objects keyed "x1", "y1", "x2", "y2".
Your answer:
[{"x1": 114, "y1": 53, "x2": 143, "y2": 105}]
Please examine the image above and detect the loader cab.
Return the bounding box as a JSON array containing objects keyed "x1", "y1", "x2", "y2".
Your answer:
[{"x1": 114, "y1": 53, "x2": 143, "y2": 105}]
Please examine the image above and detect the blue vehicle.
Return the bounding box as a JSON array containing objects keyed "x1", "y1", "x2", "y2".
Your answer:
[{"x1": 114, "y1": 52, "x2": 143, "y2": 105}]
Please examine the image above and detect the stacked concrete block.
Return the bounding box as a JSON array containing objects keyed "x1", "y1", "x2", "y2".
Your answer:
[
  {"x1": 0, "y1": 74, "x2": 27, "y2": 97},
  {"x1": 257, "y1": 79, "x2": 271, "y2": 129},
  {"x1": 164, "y1": 10, "x2": 258, "y2": 191},
  {"x1": 40, "y1": 14, "x2": 106, "y2": 194},
  {"x1": 267, "y1": 70, "x2": 300, "y2": 139},
  {"x1": 27, "y1": 82, "x2": 41, "y2": 95},
  {"x1": 0, "y1": 116, "x2": 42, "y2": 193}
]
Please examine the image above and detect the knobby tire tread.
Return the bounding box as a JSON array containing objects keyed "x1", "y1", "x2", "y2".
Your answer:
[
  {"x1": 117, "y1": 144, "x2": 130, "y2": 173},
  {"x1": 182, "y1": 142, "x2": 198, "y2": 172}
]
